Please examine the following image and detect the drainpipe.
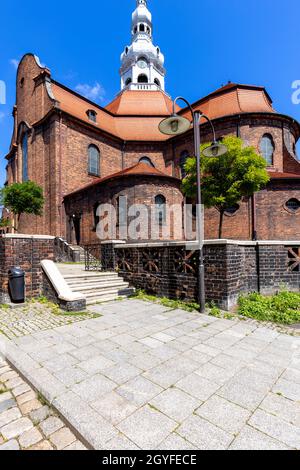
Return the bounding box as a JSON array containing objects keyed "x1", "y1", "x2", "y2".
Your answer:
[
  {"x1": 252, "y1": 193, "x2": 261, "y2": 292},
  {"x1": 59, "y1": 113, "x2": 63, "y2": 236}
]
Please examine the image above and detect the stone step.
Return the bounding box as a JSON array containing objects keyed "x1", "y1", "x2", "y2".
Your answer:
[
  {"x1": 69, "y1": 281, "x2": 130, "y2": 292},
  {"x1": 85, "y1": 288, "x2": 135, "y2": 305},
  {"x1": 83, "y1": 287, "x2": 134, "y2": 301},
  {"x1": 67, "y1": 277, "x2": 122, "y2": 287}
]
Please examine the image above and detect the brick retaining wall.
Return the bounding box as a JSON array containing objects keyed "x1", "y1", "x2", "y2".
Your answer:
[{"x1": 0, "y1": 235, "x2": 55, "y2": 303}]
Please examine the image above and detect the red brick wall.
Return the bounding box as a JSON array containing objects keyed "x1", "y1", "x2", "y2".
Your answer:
[
  {"x1": 64, "y1": 176, "x2": 184, "y2": 245},
  {"x1": 0, "y1": 235, "x2": 55, "y2": 303}
]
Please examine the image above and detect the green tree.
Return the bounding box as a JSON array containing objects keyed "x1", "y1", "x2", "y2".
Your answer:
[
  {"x1": 0, "y1": 181, "x2": 44, "y2": 230},
  {"x1": 182, "y1": 136, "x2": 270, "y2": 239}
]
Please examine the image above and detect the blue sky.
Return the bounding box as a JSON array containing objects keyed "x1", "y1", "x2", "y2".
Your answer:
[{"x1": 1, "y1": 0, "x2": 300, "y2": 187}]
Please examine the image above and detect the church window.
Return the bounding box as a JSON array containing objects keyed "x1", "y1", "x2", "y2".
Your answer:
[
  {"x1": 139, "y1": 24, "x2": 145, "y2": 32},
  {"x1": 138, "y1": 74, "x2": 148, "y2": 83},
  {"x1": 179, "y1": 150, "x2": 189, "y2": 179},
  {"x1": 125, "y1": 47, "x2": 129, "y2": 54},
  {"x1": 88, "y1": 145, "x2": 100, "y2": 176},
  {"x1": 286, "y1": 198, "x2": 300, "y2": 212},
  {"x1": 260, "y1": 134, "x2": 274, "y2": 166},
  {"x1": 139, "y1": 156, "x2": 154, "y2": 167},
  {"x1": 87, "y1": 110, "x2": 97, "y2": 123},
  {"x1": 22, "y1": 133, "x2": 28, "y2": 182},
  {"x1": 125, "y1": 78, "x2": 132, "y2": 86},
  {"x1": 154, "y1": 78, "x2": 161, "y2": 88},
  {"x1": 155, "y1": 195, "x2": 166, "y2": 226}
]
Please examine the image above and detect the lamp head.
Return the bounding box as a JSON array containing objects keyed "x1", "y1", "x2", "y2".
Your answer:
[
  {"x1": 159, "y1": 114, "x2": 191, "y2": 136},
  {"x1": 202, "y1": 142, "x2": 228, "y2": 158}
]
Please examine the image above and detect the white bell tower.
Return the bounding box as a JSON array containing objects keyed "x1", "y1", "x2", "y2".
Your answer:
[{"x1": 120, "y1": 0, "x2": 166, "y2": 91}]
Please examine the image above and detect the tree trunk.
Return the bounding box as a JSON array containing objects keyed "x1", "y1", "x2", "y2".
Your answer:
[{"x1": 219, "y1": 209, "x2": 224, "y2": 239}]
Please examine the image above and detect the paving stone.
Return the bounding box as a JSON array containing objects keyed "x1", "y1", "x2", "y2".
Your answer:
[
  {"x1": 177, "y1": 414, "x2": 233, "y2": 450},
  {"x1": 19, "y1": 427, "x2": 43, "y2": 448},
  {"x1": 196, "y1": 395, "x2": 251, "y2": 434},
  {"x1": 40, "y1": 416, "x2": 64, "y2": 437},
  {"x1": 150, "y1": 388, "x2": 201, "y2": 422},
  {"x1": 281, "y1": 367, "x2": 300, "y2": 384},
  {"x1": 139, "y1": 337, "x2": 163, "y2": 349},
  {"x1": 0, "y1": 391, "x2": 12, "y2": 403},
  {"x1": 143, "y1": 360, "x2": 196, "y2": 389},
  {"x1": 0, "y1": 398, "x2": 16, "y2": 413},
  {"x1": 151, "y1": 332, "x2": 174, "y2": 343},
  {"x1": 42, "y1": 353, "x2": 78, "y2": 373},
  {"x1": 218, "y1": 380, "x2": 267, "y2": 411},
  {"x1": 30, "y1": 405, "x2": 52, "y2": 425},
  {"x1": 249, "y1": 409, "x2": 300, "y2": 449},
  {"x1": 16, "y1": 390, "x2": 37, "y2": 406},
  {"x1": 260, "y1": 393, "x2": 300, "y2": 427},
  {"x1": 11, "y1": 383, "x2": 31, "y2": 397},
  {"x1": 103, "y1": 363, "x2": 142, "y2": 385},
  {"x1": 0, "y1": 370, "x2": 18, "y2": 381},
  {"x1": 54, "y1": 366, "x2": 88, "y2": 386},
  {"x1": 176, "y1": 373, "x2": 221, "y2": 401},
  {"x1": 72, "y1": 374, "x2": 117, "y2": 402},
  {"x1": 78, "y1": 356, "x2": 116, "y2": 375},
  {"x1": 211, "y1": 353, "x2": 246, "y2": 372},
  {"x1": 64, "y1": 440, "x2": 88, "y2": 450},
  {"x1": 49, "y1": 427, "x2": 77, "y2": 450},
  {"x1": 0, "y1": 439, "x2": 20, "y2": 450},
  {"x1": 6, "y1": 377, "x2": 24, "y2": 389},
  {"x1": 69, "y1": 345, "x2": 100, "y2": 362},
  {"x1": 106, "y1": 434, "x2": 140, "y2": 450},
  {"x1": 0, "y1": 407, "x2": 22, "y2": 427},
  {"x1": 117, "y1": 376, "x2": 163, "y2": 407},
  {"x1": 156, "y1": 433, "x2": 196, "y2": 450},
  {"x1": 20, "y1": 398, "x2": 43, "y2": 415},
  {"x1": 272, "y1": 378, "x2": 300, "y2": 401},
  {"x1": 127, "y1": 352, "x2": 162, "y2": 371},
  {"x1": 92, "y1": 391, "x2": 137, "y2": 425},
  {"x1": 28, "y1": 440, "x2": 54, "y2": 450},
  {"x1": 1, "y1": 417, "x2": 33, "y2": 440},
  {"x1": 117, "y1": 405, "x2": 176, "y2": 450},
  {"x1": 229, "y1": 425, "x2": 292, "y2": 450},
  {"x1": 195, "y1": 362, "x2": 236, "y2": 385}
]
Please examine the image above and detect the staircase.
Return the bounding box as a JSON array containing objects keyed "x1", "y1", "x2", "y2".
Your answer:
[{"x1": 57, "y1": 264, "x2": 134, "y2": 306}]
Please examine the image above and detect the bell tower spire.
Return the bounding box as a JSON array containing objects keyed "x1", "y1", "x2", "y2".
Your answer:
[{"x1": 120, "y1": 0, "x2": 166, "y2": 91}]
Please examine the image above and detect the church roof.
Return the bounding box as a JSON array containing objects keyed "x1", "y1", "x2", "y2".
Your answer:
[
  {"x1": 64, "y1": 162, "x2": 179, "y2": 198},
  {"x1": 50, "y1": 80, "x2": 279, "y2": 142},
  {"x1": 105, "y1": 90, "x2": 177, "y2": 116},
  {"x1": 182, "y1": 83, "x2": 275, "y2": 122}
]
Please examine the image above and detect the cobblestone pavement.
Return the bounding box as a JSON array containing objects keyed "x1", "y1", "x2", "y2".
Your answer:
[
  {"x1": 0, "y1": 302, "x2": 100, "y2": 340},
  {"x1": 0, "y1": 356, "x2": 87, "y2": 450},
  {"x1": 0, "y1": 299, "x2": 300, "y2": 450}
]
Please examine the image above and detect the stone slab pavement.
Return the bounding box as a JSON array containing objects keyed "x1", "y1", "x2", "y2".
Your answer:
[
  {"x1": 0, "y1": 299, "x2": 299, "y2": 450},
  {"x1": 0, "y1": 356, "x2": 87, "y2": 450}
]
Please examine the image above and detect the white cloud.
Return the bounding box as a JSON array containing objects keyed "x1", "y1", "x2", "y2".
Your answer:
[
  {"x1": 75, "y1": 82, "x2": 105, "y2": 103},
  {"x1": 10, "y1": 59, "x2": 19, "y2": 69}
]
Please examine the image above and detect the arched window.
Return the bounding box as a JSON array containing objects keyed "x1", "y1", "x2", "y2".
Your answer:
[
  {"x1": 155, "y1": 195, "x2": 166, "y2": 226},
  {"x1": 260, "y1": 134, "x2": 274, "y2": 166},
  {"x1": 139, "y1": 24, "x2": 145, "y2": 32},
  {"x1": 138, "y1": 74, "x2": 148, "y2": 83},
  {"x1": 88, "y1": 145, "x2": 100, "y2": 176},
  {"x1": 286, "y1": 198, "x2": 300, "y2": 212},
  {"x1": 154, "y1": 78, "x2": 161, "y2": 88},
  {"x1": 86, "y1": 109, "x2": 97, "y2": 123},
  {"x1": 139, "y1": 156, "x2": 154, "y2": 167},
  {"x1": 157, "y1": 47, "x2": 160, "y2": 56},
  {"x1": 125, "y1": 77, "x2": 132, "y2": 86},
  {"x1": 125, "y1": 47, "x2": 129, "y2": 55},
  {"x1": 179, "y1": 151, "x2": 189, "y2": 179},
  {"x1": 224, "y1": 204, "x2": 240, "y2": 216},
  {"x1": 22, "y1": 133, "x2": 28, "y2": 182},
  {"x1": 134, "y1": 26, "x2": 137, "y2": 34}
]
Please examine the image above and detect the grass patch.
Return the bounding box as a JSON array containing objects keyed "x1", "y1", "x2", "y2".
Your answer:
[
  {"x1": 131, "y1": 290, "x2": 199, "y2": 312},
  {"x1": 238, "y1": 291, "x2": 300, "y2": 325},
  {"x1": 0, "y1": 304, "x2": 10, "y2": 310}
]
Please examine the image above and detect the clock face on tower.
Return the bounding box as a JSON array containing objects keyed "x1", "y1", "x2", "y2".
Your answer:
[{"x1": 137, "y1": 59, "x2": 148, "y2": 69}]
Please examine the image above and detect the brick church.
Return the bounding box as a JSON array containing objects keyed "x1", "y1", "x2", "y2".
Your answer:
[{"x1": 4, "y1": 0, "x2": 300, "y2": 244}]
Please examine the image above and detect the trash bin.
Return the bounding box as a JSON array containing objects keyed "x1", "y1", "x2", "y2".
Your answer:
[{"x1": 8, "y1": 267, "x2": 25, "y2": 303}]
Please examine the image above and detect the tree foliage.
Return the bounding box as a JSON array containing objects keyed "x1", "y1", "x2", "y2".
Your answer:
[
  {"x1": 182, "y1": 136, "x2": 270, "y2": 238},
  {"x1": 0, "y1": 181, "x2": 44, "y2": 225}
]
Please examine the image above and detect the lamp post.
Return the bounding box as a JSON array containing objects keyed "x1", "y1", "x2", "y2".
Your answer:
[{"x1": 159, "y1": 97, "x2": 227, "y2": 313}]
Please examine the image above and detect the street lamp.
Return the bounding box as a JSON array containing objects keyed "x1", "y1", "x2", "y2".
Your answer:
[{"x1": 159, "y1": 96, "x2": 227, "y2": 313}]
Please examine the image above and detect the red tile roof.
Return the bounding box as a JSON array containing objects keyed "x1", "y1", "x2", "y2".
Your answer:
[
  {"x1": 50, "y1": 81, "x2": 280, "y2": 142},
  {"x1": 64, "y1": 162, "x2": 179, "y2": 198},
  {"x1": 268, "y1": 171, "x2": 300, "y2": 179}
]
